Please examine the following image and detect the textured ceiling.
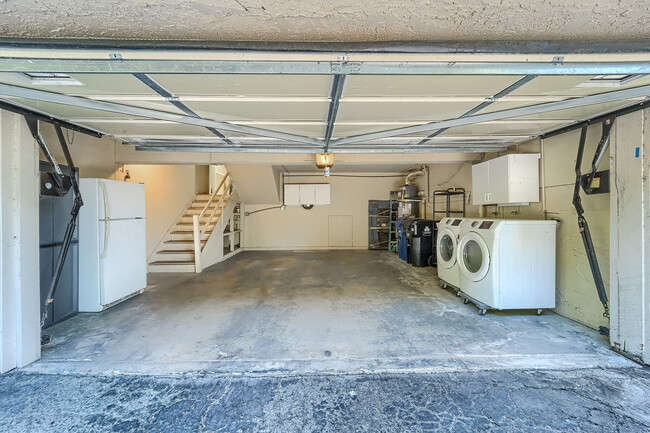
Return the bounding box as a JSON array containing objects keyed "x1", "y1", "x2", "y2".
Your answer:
[{"x1": 0, "y1": 0, "x2": 648, "y2": 42}]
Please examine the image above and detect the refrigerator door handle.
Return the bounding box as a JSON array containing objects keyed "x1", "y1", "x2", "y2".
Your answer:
[{"x1": 99, "y1": 181, "x2": 110, "y2": 259}]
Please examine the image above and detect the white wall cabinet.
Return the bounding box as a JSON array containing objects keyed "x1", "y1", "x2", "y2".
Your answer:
[
  {"x1": 284, "y1": 184, "x2": 330, "y2": 206},
  {"x1": 472, "y1": 154, "x2": 540, "y2": 206}
]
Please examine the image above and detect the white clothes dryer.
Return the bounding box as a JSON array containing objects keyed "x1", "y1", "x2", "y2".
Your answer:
[
  {"x1": 436, "y1": 217, "x2": 465, "y2": 291},
  {"x1": 457, "y1": 218, "x2": 557, "y2": 315}
]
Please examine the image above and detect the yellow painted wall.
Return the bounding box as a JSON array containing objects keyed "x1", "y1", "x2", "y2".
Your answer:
[
  {"x1": 244, "y1": 174, "x2": 404, "y2": 249},
  {"x1": 470, "y1": 126, "x2": 610, "y2": 331},
  {"x1": 39, "y1": 123, "x2": 119, "y2": 179},
  {"x1": 122, "y1": 164, "x2": 200, "y2": 259}
]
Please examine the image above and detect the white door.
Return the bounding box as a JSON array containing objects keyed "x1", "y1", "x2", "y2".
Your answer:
[
  {"x1": 328, "y1": 215, "x2": 353, "y2": 247},
  {"x1": 437, "y1": 227, "x2": 457, "y2": 269},
  {"x1": 100, "y1": 218, "x2": 147, "y2": 306},
  {"x1": 99, "y1": 179, "x2": 145, "y2": 220},
  {"x1": 458, "y1": 231, "x2": 490, "y2": 282}
]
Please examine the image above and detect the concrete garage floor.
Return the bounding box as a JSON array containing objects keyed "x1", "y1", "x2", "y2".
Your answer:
[
  {"x1": 4, "y1": 250, "x2": 650, "y2": 432},
  {"x1": 29, "y1": 250, "x2": 634, "y2": 375}
]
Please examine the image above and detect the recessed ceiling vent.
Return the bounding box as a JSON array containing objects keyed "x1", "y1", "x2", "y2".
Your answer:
[
  {"x1": 577, "y1": 74, "x2": 642, "y2": 88},
  {"x1": 18, "y1": 72, "x2": 83, "y2": 86}
]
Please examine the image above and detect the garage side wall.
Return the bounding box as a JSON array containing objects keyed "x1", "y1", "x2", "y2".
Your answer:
[
  {"x1": 609, "y1": 109, "x2": 649, "y2": 364},
  {"x1": 0, "y1": 111, "x2": 40, "y2": 373},
  {"x1": 468, "y1": 125, "x2": 611, "y2": 331}
]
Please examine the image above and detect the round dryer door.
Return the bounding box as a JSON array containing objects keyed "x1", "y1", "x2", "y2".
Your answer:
[
  {"x1": 437, "y1": 227, "x2": 457, "y2": 269},
  {"x1": 458, "y1": 231, "x2": 490, "y2": 282}
]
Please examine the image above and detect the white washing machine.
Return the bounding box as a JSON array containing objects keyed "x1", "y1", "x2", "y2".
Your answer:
[
  {"x1": 436, "y1": 217, "x2": 466, "y2": 291},
  {"x1": 457, "y1": 218, "x2": 557, "y2": 315}
]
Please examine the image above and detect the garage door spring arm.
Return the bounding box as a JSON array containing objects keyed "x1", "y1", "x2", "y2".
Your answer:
[
  {"x1": 573, "y1": 120, "x2": 613, "y2": 320},
  {"x1": 27, "y1": 118, "x2": 84, "y2": 329}
]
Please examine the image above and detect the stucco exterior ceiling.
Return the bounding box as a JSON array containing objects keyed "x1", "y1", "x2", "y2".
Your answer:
[{"x1": 0, "y1": 0, "x2": 647, "y2": 43}]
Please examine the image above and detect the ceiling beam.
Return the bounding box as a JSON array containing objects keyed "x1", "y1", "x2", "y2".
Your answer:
[
  {"x1": 2, "y1": 58, "x2": 650, "y2": 75},
  {"x1": 2, "y1": 39, "x2": 650, "y2": 55},
  {"x1": 417, "y1": 75, "x2": 537, "y2": 145},
  {"x1": 330, "y1": 84, "x2": 650, "y2": 146},
  {"x1": 133, "y1": 73, "x2": 234, "y2": 146},
  {"x1": 323, "y1": 74, "x2": 346, "y2": 151},
  {"x1": 133, "y1": 144, "x2": 508, "y2": 154},
  {"x1": 0, "y1": 83, "x2": 323, "y2": 146}
]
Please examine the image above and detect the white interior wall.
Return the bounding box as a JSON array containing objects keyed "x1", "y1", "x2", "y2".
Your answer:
[
  {"x1": 122, "y1": 165, "x2": 199, "y2": 259},
  {"x1": 610, "y1": 109, "x2": 649, "y2": 364},
  {"x1": 0, "y1": 110, "x2": 40, "y2": 373}
]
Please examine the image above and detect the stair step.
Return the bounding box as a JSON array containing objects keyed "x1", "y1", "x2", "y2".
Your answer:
[
  {"x1": 196, "y1": 194, "x2": 213, "y2": 201},
  {"x1": 185, "y1": 208, "x2": 223, "y2": 216},
  {"x1": 180, "y1": 215, "x2": 221, "y2": 224},
  {"x1": 191, "y1": 201, "x2": 219, "y2": 207},
  {"x1": 170, "y1": 232, "x2": 210, "y2": 241},
  {"x1": 149, "y1": 260, "x2": 195, "y2": 265},
  {"x1": 163, "y1": 239, "x2": 204, "y2": 249},
  {"x1": 190, "y1": 198, "x2": 222, "y2": 207},
  {"x1": 155, "y1": 250, "x2": 195, "y2": 261},
  {"x1": 148, "y1": 261, "x2": 196, "y2": 273},
  {"x1": 174, "y1": 223, "x2": 215, "y2": 232}
]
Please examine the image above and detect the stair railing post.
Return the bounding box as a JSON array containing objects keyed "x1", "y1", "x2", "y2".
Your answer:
[{"x1": 193, "y1": 214, "x2": 202, "y2": 273}]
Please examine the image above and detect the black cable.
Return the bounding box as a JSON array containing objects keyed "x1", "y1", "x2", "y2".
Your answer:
[{"x1": 244, "y1": 205, "x2": 284, "y2": 216}]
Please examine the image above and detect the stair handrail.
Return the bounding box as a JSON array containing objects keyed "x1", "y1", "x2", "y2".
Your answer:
[
  {"x1": 193, "y1": 173, "x2": 233, "y2": 273},
  {"x1": 194, "y1": 172, "x2": 231, "y2": 245}
]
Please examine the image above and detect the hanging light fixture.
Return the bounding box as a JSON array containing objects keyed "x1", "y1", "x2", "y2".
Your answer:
[{"x1": 315, "y1": 153, "x2": 334, "y2": 177}]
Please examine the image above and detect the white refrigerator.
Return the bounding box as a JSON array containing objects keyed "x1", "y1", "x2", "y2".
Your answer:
[{"x1": 78, "y1": 179, "x2": 147, "y2": 312}]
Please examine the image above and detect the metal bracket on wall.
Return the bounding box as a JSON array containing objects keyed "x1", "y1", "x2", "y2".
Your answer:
[{"x1": 573, "y1": 118, "x2": 614, "y2": 333}]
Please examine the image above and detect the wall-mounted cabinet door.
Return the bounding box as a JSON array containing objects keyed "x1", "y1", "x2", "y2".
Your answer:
[
  {"x1": 299, "y1": 184, "x2": 316, "y2": 205},
  {"x1": 284, "y1": 184, "x2": 331, "y2": 206},
  {"x1": 487, "y1": 155, "x2": 510, "y2": 205},
  {"x1": 472, "y1": 161, "x2": 491, "y2": 205},
  {"x1": 314, "y1": 184, "x2": 331, "y2": 205},
  {"x1": 471, "y1": 154, "x2": 540, "y2": 206},
  {"x1": 284, "y1": 184, "x2": 300, "y2": 205}
]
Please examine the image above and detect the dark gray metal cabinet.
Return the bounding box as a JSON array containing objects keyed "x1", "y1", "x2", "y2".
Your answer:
[{"x1": 39, "y1": 161, "x2": 79, "y2": 328}]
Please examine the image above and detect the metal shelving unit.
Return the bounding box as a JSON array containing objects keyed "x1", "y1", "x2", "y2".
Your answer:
[
  {"x1": 432, "y1": 188, "x2": 466, "y2": 223},
  {"x1": 387, "y1": 191, "x2": 400, "y2": 252},
  {"x1": 368, "y1": 199, "x2": 397, "y2": 250}
]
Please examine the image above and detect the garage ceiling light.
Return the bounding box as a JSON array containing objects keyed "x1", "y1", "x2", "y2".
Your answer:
[{"x1": 316, "y1": 153, "x2": 334, "y2": 176}]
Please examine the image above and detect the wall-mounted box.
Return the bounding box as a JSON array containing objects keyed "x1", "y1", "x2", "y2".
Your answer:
[
  {"x1": 472, "y1": 154, "x2": 540, "y2": 206},
  {"x1": 284, "y1": 184, "x2": 330, "y2": 206}
]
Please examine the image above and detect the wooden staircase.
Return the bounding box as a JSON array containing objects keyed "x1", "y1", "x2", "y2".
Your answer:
[{"x1": 148, "y1": 194, "x2": 224, "y2": 272}]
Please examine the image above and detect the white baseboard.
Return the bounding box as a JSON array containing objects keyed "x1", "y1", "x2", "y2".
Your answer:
[{"x1": 243, "y1": 246, "x2": 368, "y2": 251}]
